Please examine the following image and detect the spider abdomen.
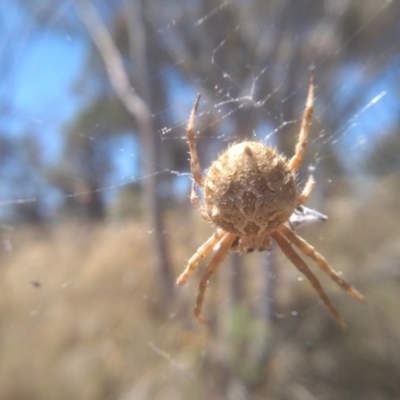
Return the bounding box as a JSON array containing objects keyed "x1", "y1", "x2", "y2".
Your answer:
[{"x1": 204, "y1": 141, "x2": 297, "y2": 235}]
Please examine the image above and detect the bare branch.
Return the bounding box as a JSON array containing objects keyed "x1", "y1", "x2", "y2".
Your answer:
[{"x1": 75, "y1": 0, "x2": 149, "y2": 121}]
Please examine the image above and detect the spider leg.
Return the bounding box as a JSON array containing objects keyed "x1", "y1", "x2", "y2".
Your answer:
[
  {"x1": 271, "y1": 230, "x2": 347, "y2": 330},
  {"x1": 194, "y1": 233, "x2": 237, "y2": 324},
  {"x1": 288, "y1": 71, "x2": 315, "y2": 172},
  {"x1": 296, "y1": 175, "x2": 315, "y2": 207},
  {"x1": 279, "y1": 225, "x2": 365, "y2": 302},
  {"x1": 190, "y1": 181, "x2": 211, "y2": 221},
  {"x1": 176, "y1": 229, "x2": 228, "y2": 286},
  {"x1": 187, "y1": 94, "x2": 204, "y2": 187}
]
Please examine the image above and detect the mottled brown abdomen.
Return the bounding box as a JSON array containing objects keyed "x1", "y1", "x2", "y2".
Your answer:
[{"x1": 204, "y1": 141, "x2": 297, "y2": 236}]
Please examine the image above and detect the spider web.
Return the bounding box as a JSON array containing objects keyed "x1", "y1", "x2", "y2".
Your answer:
[{"x1": 1, "y1": 1, "x2": 400, "y2": 399}]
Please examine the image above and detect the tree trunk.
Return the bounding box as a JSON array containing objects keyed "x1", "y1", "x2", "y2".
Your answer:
[{"x1": 77, "y1": 0, "x2": 174, "y2": 303}]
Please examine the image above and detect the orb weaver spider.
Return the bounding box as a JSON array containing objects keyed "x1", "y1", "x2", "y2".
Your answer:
[{"x1": 177, "y1": 73, "x2": 364, "y2": 329}]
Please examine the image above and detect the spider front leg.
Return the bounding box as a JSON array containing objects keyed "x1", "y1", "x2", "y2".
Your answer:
[
  {"x1": 279, "y1": 225, "x2": 364, "y2": 302},
  {"x1": 271, "y1": 230, "x2": 347, "y2": 330},
  {"x1": 176, "y1": 229, "x2": 228, "y2": 286},
  {"x1": 195, "y1": 233, "x2": 237, "y2": 324},
  {"x1": 288, "y1": 72, "x2": 315, "y2": 172}
]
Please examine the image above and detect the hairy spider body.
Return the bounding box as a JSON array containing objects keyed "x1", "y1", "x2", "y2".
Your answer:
[
  {"x1": 177, "y1": 73, "x2": 364, "y2": 329},
  {"x1": 204, "y1": 141, "x2": 297, "y2": 238}
]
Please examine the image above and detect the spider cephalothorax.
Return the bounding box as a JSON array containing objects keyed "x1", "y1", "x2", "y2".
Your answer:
[{"x1": 177, "y1": 73, "x2": 364, "y2": 329}]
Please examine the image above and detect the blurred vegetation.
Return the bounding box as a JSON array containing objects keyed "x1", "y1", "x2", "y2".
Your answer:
[
  {"x1": 0, "y1": 173, "x2": 400, "y2": 399},
  {"x1": 1, "y1": 0, "x2": 400, "y2": 399}
]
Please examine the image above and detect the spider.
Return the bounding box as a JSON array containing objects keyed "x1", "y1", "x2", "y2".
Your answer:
[{"x1": 176, "y1": 74, "x2": 364, "y2": 330}]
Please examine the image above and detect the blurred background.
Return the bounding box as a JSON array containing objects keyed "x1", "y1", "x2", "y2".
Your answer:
[{"x1": 1, "y1": 0, "x2": 400, "y2": 399}]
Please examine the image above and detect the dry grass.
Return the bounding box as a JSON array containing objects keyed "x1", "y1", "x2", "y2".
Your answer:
[
  {"x1": 0, "y1": 173, "x2": 400, "y2": 399},
  {"x1": 0, "y1": 222, "x2": 193, "y2": 400}
]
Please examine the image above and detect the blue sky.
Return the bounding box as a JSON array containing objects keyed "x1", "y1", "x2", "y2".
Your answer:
[
  {"x1": 1, "y1": 1, "x2": 399, "y2": 206},
  {"x1": 2, "y1": 2, "x2": 87, "y2": 164}
]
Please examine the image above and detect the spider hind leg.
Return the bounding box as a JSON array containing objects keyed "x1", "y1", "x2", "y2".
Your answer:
[
  {"x1": 186, "y1": 94, "x2": 204, "y2": 187},
  {"x1": 288, "y1": 72, "x2": 315, "y2": 172}
]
